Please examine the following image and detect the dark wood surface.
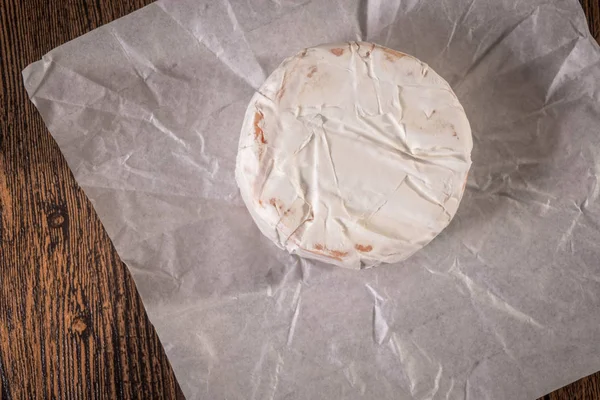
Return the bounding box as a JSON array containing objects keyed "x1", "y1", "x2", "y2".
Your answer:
[
  {"x1": 0, "y1": 0, "x2": 184, "y2": 398},
  {"x1": 0, "y1": 1, "x2": 598, "y2": 399}
]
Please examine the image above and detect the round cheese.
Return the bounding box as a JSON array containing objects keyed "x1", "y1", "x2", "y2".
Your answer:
[{"x1": 235, "y1": 42, "x2": 472, "y2": 269}]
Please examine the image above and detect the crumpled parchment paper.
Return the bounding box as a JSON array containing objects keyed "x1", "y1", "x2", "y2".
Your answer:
[{"x1": 22, "y1": 0, "x2": 600, "y2": 398}]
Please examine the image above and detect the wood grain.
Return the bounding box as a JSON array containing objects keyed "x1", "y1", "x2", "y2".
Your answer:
[
  {"x1": 0, "y1": 0, "x2": 183, "y2": 398},
  {"x1": 543, "y1": 370, "x2": 600, "y2": 400},
  {"x1": 581, "y1": 0, "x2": 600, "y2": 42},
  {"x1": 0, "y1": 0, "x2": 599, "y2": 399}
]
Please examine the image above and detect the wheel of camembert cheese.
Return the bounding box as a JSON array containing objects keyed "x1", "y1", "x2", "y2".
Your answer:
[{"x1": 236, "y1": 42, "x2": 472, "y2": 269}]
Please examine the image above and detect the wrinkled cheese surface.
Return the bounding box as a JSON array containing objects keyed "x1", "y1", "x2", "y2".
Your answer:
[{"x1": 236, "y1": 42, "x2": 472, "y2": 269}]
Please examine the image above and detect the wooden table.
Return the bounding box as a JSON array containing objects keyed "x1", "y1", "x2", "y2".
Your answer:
[{"x1": 1, "y1": 1, "x2": 599, "y2": 399}]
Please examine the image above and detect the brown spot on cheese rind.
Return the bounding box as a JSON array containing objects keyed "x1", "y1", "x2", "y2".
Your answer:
[
  {"x1": 330, "y1": 48, "x2": 344, "y2": 56},
  {"x1": 307, "y1": 248, "x2": 344, "y2": 261},
  {"x1": 355, "y1": 244, "x2": 373, "y2": 252},
  {"x1": 276, "y1": 70, "x2": 289, "y2": 102},
  {"x1": 452, "y1": 131, "x2": 457, "y2": 137},
  {"x1": 309, "y1": 244, "x2": 348, "y2": 261},
  {"x1": 381, "y1": 46, "x2": 406, "y2": 62},
  {"x1": 300, "y1": 48, "x2": 308, "y2": 57},
  {"x1": 270, "y1": 198, "x2": 293, "y2": 217},
  {"x1": 365, "y1": 43, "x2": 375, "y2": 58},
  {"x1": 307, "y1": 66, "x2": 318, "y2": 78},
  {"x1": 276, "y1": 86, "x2": 286, "y2": 102},
  {"x1": 330, "y1": 250, "x2": 349, "y2": 258},
  {"x1": 253, "y1": 110, "x2": 267, "y2": 144}
]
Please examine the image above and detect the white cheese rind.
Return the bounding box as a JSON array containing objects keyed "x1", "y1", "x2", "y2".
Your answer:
[{"x1": 236, "y1": 42, "x2": 472, "y2": 269}]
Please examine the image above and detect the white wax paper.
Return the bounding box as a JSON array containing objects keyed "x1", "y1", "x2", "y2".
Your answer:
[{"x1": 22, "y1": 0, "x2": 600, "y2": 398}]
